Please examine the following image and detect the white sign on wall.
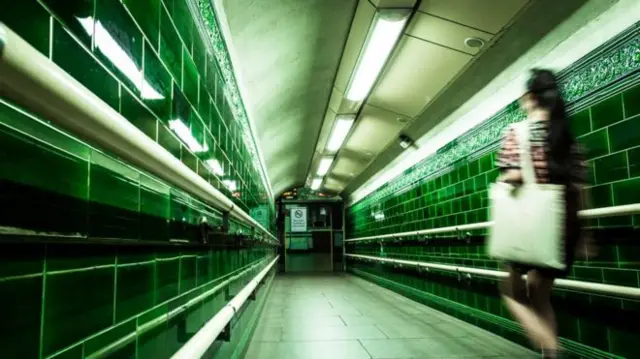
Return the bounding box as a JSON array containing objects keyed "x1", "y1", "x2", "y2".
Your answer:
[{"x1": 290, "y1": 207, "x2": 308, "y2": 232}]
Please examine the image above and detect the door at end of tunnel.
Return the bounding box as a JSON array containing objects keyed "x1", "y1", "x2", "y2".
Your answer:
[{"x1": 286, "y1": 232, "x2": 333, "y2": 273}]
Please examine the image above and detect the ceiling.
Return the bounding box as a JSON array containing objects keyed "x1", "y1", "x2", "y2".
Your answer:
[
  {"x1": 217, "y1": 0, "x2": 592, "y2": 199},
  {"x1": 219, "y1": 0, "x2": 357, "y2": 196}
]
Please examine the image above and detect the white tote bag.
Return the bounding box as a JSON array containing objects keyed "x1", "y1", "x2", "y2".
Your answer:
[{"x1": 487, "y1": 121, "x2": 566, "y2": 270}]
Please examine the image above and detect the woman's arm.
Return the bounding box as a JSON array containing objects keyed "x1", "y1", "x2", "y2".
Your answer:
[
  {"x1": 495, "y1": 127, "x2": 522, "y2": 183},
  {"x1": 499, "y1": 169, "x2": 523, "y2": 183}
]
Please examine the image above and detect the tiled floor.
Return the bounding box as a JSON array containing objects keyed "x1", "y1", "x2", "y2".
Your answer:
[{"x1": 244, "y1": 273, "x2": 537, "y2": 359}]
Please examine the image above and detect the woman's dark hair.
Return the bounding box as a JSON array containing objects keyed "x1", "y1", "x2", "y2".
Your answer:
[{"x1": 526, "y1": 69, "x2": 574, "y2": 183}]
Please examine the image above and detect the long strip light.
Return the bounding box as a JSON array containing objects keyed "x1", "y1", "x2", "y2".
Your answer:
[
  {"x1": 345, "y1": 9, "x2": 410, "y2": 102},
  {"x1": 326, "y1": 114, "x2": 356, "y2": 153},
  {"x1": 168, "y1": 119, "x2": 208, "y2": 153},
  {"x1": 316, "y1": 157, "x2": 334, "y2": 176},
  {"x1": 311, "y1": 178, "x2": 323, "y2": 190},
  {"x1": 77, "y1": 17, "x2": 164, "y2": 100}
]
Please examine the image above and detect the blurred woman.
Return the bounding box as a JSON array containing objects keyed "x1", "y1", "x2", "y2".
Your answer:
[{"x1": 496, "y1": 69, "x2": 588, "y2": 359}]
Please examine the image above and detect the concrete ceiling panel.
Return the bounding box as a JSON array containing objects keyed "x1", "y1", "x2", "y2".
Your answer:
[
  {"x1": 419, "y1": 0, "x2": 530, "y2": 34},
  {"x1": 343, "y1": 104, "x2": 406, "y2": 155},
  {"x1": 407, "y1": 12, "x2": 493, "y2": 55},
  {"x1": 368, "y1": 36, "x2": 472, "y2": 118},
  {"x1": 220, "y1": 0, "x2": 357, "y2": 196}
]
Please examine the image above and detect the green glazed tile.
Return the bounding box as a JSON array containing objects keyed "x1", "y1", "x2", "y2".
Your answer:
[
  {"x1": 0, "y1": 244, "x2": 44, "y2": 278},
  {"x1": 48, "y1": 345, "x2": 83, "y2": 359},
  {"x1": 612, "y1": 178, "x2": 640, "y2": 206},
  {"x1": 594, "y1": 152, "x2": 628, "y2": 184},
  {"x1": 199, "y1": 84, "x2": 212, "y2": 122},
  {"x1": 192, "y1": 35, "x2": 208, "y2": 79},
  {"x1": 629, "y1": 147, "x2": 640, "y2": 178},
  {"x1": 42, "y1": 268, "x2": 115, "y2": 357},
  {"x1": 143, "y1": 41, "x2": 172, "y2": 120},
  {"x1": 47, "y1": 244, "x2": 115, "y2": 271},
  {"x1": 116, "y1": 264, "x2": 155, "y2": 321},
  {"x1": 121, "y1": 88, "x2": 158, "y2": 141},
  {"x1": 41, "y1": 0, "x2": 94, "y2": 46},
  {"x1": 159, "y1": 7, "x2": 183, "y2": 83},
  {"x1": 89, "y1": 151, "x2": 140, "y2": 212},
  {"x1": 123, "y1": 0, "x2": 161, "y2": 47},
  {"x1": 623, "y1": 83, "x2": 640, "y2": 119},
  {"x1": 609, "y1": 116, "x2": 640, "y2": 152},
  {"x1": 140, "y1": 175, "x2": 170, "y2": 219},
  {"x1": 591, "y1": 94, "x2": 623, "y2": 130},
  {"x1": 52, "y1": 23, "x2": 120, "y2": 110},
  {"x1": 588, "y1": 184, "x2": 613, "y2": 208},
  {"x1": 608, "y1": 327, "x2": 640, "y2": 359},
  {"x1": 182, "y1": 47, "x2": 200, "y2": 107},
  {"x1": 95, "y1": 0, "x2": 144, "y2": 96},
  {"x1": 0, "y1": 277, "x2": 43, "y2": 359},
  {"x1": 165, "y1": 0, "x2": 195, "y2": 52},
  {"x1": 137, "y1": 321, "x2": 171, "y2": 358},
  {"x1": 83, "y1": 318, "x2": 135, "y2": 357},
  {"x1": 579, "y1": 129, "x2": 609, "y2": 159},
  {"x1": 0, "y1": 104, "x2": 90, "y2": 200},
  {"x1": 156, "y1": 258, "x2": 179, "y2": 303},
  {"x1": 599, "y1": 215, "x2": 632, "y2": 228},
  {"x1": 569, "y1": 108, "x2": 591, "y2": 137},
  {"x1": 158, "y1": 123, "x2": 183, "y2": 160},
  {"x1": 0, "y1": 1, "x2": 50, "y2": 55}
]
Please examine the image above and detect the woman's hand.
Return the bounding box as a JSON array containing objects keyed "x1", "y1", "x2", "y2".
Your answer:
[{"x1": 498, "y1": 169, "x2": 523, "y2": 184}]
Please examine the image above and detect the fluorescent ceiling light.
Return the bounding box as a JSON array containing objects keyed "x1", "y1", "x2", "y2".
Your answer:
[
  {"x1": 326, "y1": 114, "x2": 355, "y2": 153},
  {"x1": 316, "y1": 157, "x2": 334, "y2": 176},
  {"x1": 345, "y1": 10, "x2": 410, "y2": 102},
  {"x1": 78, "y1": 17, "x2": 164, "y2": 100},
  {"x1": 204, "y1": 159, "x2": 224, "y2": 176},
  {"x1": 311, "y1": 178, "x2": 323, "y2": 190},
  {"x1": 168, "y1": 119, "x2": 208, "y2": 153},
  {"x1": 223, "y1": 180, "x2": 237, "y2": 192}
]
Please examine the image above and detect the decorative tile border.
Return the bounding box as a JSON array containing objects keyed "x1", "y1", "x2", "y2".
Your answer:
[
  {"x1": 351, "y1": 22, "x2": 640, "y2": 213},
  {"x1": 193, "y1": 0, "x2": 272, "y2": 202}
]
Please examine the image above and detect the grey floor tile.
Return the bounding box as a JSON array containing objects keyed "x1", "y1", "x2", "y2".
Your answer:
[
  {"x1": 244, "y1": 274, "x2": 536, "y2": 359},
  {"x1": 281, "y1": 324, "x2": 388, "y2": 341},
  {"x1": 244, "y1": 340, "x2": 372, "y2": 359}
]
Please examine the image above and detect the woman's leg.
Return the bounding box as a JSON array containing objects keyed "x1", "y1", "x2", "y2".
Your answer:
[
  {"x1": 500, "y1": 267, "x2": 557, "y2": 350},
  {"x1": 527, "y1": 270, "x2": 558, "y2": 352}
]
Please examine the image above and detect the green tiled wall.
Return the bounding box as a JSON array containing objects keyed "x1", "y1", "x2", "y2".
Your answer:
[
  {"x1": 0, "y1": 242, "x2": 275, "y2": 359},
  {"x1": 0, "y1": 0, "x2": 274, "y2": 229},
  {"x1": 346, "y1": 23, "x2": 640, "y2": 359}
]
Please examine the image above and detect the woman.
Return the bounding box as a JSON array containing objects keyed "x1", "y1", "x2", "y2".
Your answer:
[{"x1": 496, "y1": 69, "x2": 588, "y2": 359}]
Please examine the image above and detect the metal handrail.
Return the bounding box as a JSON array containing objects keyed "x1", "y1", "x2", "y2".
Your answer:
[
  {"x1": 346, "y1": 253, "x2": 640, "y2": 299},
  {"x1": 85, "y1": 256, "x2": 274, "y2": 359},
  {"x1": 345, "y1": 203, "x2": 640, "y2": 242},
  {"x1": 0, "y1": 23, "x2": 277, "y2": 244},
  {"x1": 170, "y1": 255, "x2": 279, "y2": 359}
]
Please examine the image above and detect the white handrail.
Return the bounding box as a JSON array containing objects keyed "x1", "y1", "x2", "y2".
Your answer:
[
  {"x1": 0, "y1": 24, "x2": 277, "y2": 244},
  {"x1": 346, "y1": 254, "x2": 640, "y2": 299},
  {"x1": 170, "y1": 255, "x2": 279, "y2": 359},
  {"x1": 345, "y1": 203, "x2": 640, "y2": 242}
]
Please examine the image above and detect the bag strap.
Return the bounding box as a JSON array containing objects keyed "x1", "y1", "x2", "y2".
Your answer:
[{"x1": 513, "y1": 121, "x2": 537, "y2": 184}]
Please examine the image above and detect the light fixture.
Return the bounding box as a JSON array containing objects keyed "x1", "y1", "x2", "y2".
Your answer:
[
  {"x1": 345, "y1": 9, "x2": 410, "y2": 102},
  {"x1": 204, "y1": 159, "x2": 224, "y2": 176},
  {"x1": 316, "y1": 157, "x2": 334, "y2": 176},
  {"x1": 311, "y1": 178, "x2": 323, "y2": 190},
  {"x1": 168, "y1": 119, "x2": 208, "y2": 153},
  {"x1": 326, "y1": 114, "x2": 356, "y2": 153},
  {"x1": 77, "y1": 17, "x2": 164, "y2": 100}
]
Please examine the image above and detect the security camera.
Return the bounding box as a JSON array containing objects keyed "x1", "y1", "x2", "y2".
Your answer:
[{"x1": 398, "y1": 134, "x2": 414, "y2": 149}]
